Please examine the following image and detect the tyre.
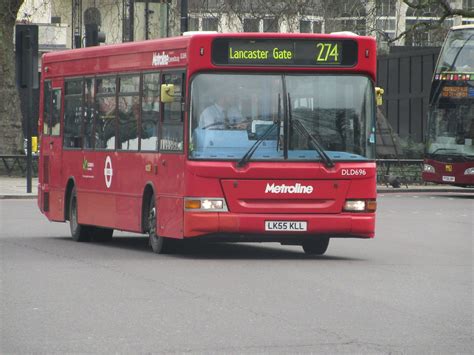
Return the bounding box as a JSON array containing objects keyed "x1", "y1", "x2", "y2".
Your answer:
[
  {"x1": 148, "y1": 196, "x2": 176, "y2": 254},
  {"x1": 69, "y1": 187, "x2": 92, "y2": 242},
  {"x1": 302, "y1": 237, "x2": 330, "y2": 255}
]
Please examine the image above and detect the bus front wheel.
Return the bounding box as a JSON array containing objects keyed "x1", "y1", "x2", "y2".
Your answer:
[
  {"x1": 148, "y1": 196, "x2": 175, "y2": 254},
  {"x1": 302, "y1": 237, "x2": 330, "y2": 255}
]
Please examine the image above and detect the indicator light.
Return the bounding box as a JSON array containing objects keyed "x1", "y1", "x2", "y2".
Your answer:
[
  {"x1": 366, "y1": 200, "x2": 377, "y2": 212},
  {"x1": 184, "y1": 199, "x2": 201, "y2": 209}
]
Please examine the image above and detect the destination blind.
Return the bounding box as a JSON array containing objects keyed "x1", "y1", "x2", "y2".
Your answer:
[{"x1": 212, "y1": 38, "x2": 358, "y2": 67}]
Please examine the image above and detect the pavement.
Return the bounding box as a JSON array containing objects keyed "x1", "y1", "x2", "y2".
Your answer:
[
  {"x1": 0, "y1": 176, "x2": 472, "y2": 199},
  {"x1": 0, "y1": 177, "x2": 39, "y2": 199}
]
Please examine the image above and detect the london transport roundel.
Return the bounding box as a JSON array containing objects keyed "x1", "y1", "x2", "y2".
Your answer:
[{"x1": 104, "y1": 156, "x2": 113, "y2": 188}]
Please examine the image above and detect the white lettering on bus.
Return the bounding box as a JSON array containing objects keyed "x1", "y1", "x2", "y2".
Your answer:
[
  {"x1": 265, "y1": 183, "x2": 314, "y2": 194},
  {"x1": 152, "y1": 52, "x2": 170, "y2": 66},
  {"x1": 152, "y1": 51, "x2": 183, "y2": 66},
  {"x1": 104, "y1": 156, "x2": 113, "y2": 188},
  {"x1": 341, "y1": 169, "x2": 367, "y2": 176}
]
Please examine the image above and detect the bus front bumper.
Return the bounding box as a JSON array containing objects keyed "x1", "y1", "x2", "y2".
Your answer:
[{"x1": 183, "y1": 212, "x2": 375, "y2": 240}]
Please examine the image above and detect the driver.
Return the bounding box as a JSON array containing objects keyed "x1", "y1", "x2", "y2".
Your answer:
[{"x1": 199, "y1": 93, "x2": 247, "y2": 129}]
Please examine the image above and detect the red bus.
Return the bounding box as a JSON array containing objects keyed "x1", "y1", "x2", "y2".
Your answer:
[
  {"x1": 38, "y1": 32, "x2": 377, "y2": 255},
  {"x1": 423, "y1": 25, "x2": 474, "y2": 187}
]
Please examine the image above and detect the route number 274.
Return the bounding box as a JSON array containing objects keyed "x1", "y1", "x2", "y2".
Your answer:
[{"x1": 316, "y1": 43, "x2": 339, "y2": 63}]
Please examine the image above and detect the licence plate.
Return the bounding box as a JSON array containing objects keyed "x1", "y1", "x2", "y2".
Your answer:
[
  {"x1": 442, "y1": 176, "x2": 455, "y2": 182},
  {"x1": 265, "y1": 221, "x2": 307, "y2": 232}
]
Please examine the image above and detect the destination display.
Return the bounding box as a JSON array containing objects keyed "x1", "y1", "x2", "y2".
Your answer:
[
  {"x1": 212, "y1": 38, "x2": 358, "y2": 67},
  {"x1": 441, "y1": 86, "x2": 469, "y2": 98},
  {"x1": 440, "y1": 85, "x2": 474, "y2": 98}
]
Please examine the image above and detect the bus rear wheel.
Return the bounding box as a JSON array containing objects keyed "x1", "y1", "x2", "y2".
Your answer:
[
  {"x1": 302, "y1": 237, "x2": 330, "y2": 255},
  {"x1": 148, "y1": 196, "x2": 176, "y2": 254},
  {"x1": 69, "y1": 187, "x2": 92, "y2": 242}
]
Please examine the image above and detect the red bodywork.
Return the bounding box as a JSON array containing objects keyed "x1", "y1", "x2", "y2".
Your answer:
[
  {"x1": 422, "y1": 158, "x2": 474, "y2": 187},
  {"x1": 38, "y1": 33, "x2": 377, "y2": 241}
]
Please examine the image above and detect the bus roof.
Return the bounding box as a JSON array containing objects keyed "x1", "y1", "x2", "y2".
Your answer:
[
  {"x1": 42, "y1": 32, "x2": 375, "y2": 64},
  {"x1": 41, "y1": 32, "x2": 377, "y2": 81}
]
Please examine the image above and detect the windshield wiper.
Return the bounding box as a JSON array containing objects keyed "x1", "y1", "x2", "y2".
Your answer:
[
  {"x1": 237, "y1": 93, "x2": 283, "y2": 167},
  {"x1": 288, "y1": 94, "x2": 335, "y2": 168},
  {"x1": 237, "y1": 122, "x2": 278, "y2": 167},
  {"x1": 276, "y1": 93, "x2": 282, "y2": 152},
  {"x1": 430, "y1": 148, "x2": 459, "y2": 155}
]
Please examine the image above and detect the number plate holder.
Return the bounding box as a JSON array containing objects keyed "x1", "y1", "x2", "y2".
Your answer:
[
  {"x1": 442, "y1": 176, "x2": 455, "y2": 182},
  {"x1": 265, "y1": 221, "x2": 308, "y2": 232}
]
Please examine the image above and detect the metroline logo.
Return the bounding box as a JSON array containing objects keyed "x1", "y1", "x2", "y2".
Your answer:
[{"x1": 265, "y1": 183, "x2": 314, "y2": 194}]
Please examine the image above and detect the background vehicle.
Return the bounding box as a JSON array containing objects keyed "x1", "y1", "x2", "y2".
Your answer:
[
  {"x1": 423, "y1": 25, "x2": 474, "y2": 187},
  {"x1": 38, "y1": 32, "x2": 378, "y2": 255}
]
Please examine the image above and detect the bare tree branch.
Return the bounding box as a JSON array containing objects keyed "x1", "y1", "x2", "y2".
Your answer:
[{"x1": 387, "y1": 0, "x2": 474, "y2": 44}]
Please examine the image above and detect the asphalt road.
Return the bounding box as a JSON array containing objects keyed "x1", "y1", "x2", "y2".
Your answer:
[{"x1": 1, "y1": 193, "x2": 472, "y2": 353}]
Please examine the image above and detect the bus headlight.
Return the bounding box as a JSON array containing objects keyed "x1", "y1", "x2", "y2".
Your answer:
[
  {"x1": 464, "y1": 167, "x2": 474, "y2": 175},
  {"x1": 343, "y1": 200, "x2": 376, "y2": 213},
  {"x1": 423, "y1": 164, "x2": 435, "y2": 173},
  {"x1": 184, "y1": 197, "x2": 228, "y2": 212},
  {"x1": 344, "y1": 200, "x2": 365, "y2": 211}
]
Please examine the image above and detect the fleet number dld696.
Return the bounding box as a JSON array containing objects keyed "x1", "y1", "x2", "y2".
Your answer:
[{"x1": 341, "y1": 169, "x2": 367, "y2": 176}]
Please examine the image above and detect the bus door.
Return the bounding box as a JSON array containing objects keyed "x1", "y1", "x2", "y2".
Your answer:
[
  {"x1": 41, "y1": 79, "x2": 63, "y2": 221},
  {"x1": 156, "y1": 71, "x2": 185, "y2": 238}
]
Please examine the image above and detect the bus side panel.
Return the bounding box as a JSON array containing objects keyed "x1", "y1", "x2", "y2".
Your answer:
[
  {"x1": 156, "y1": 153, "x2": 186, "y2": 238},
  {"x1": 75, "y1": 152, "x2": 116, "y2": 228},
  {"x1": 43, "y1": 80, "x2": 65, "y2": 222},
  {"x1": 72, "y1": 152, "x2": 149, "y2": 233},
  {"x1": 113, "y1": 152, "x2": 152, "y2": 233},
  {"x1": 157, "y1": 197, "x2": 183, "y2": 238},
  {"x1": 56, "y1": 150, "x2": 84, "y2": 221}
]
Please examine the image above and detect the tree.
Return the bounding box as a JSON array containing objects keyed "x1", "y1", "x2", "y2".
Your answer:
[
  {"x1": 0, "y1": 0, "x2": 24, "y2": 155},
  {"x1": 389, "y1": 0, "x2": 474, "y2": 44}
]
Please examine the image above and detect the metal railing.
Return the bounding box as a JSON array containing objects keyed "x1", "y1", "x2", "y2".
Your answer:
[{"x1": 376, "y1": 158, "x2": 424, "y2": 187}]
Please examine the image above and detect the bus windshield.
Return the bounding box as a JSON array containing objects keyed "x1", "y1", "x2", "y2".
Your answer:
[
  {"x1": 435, "y1": 28, "x2": 474, "y2": 74},
  {"x1": 189, "y1": 73, "x2": 375, "y2": 162},
  {"x1": 426, "y1": 96, "x2": 474, "y2": 159},
  {"x1": 426, "y1": 27, "x2": 474, "y2": 160}
]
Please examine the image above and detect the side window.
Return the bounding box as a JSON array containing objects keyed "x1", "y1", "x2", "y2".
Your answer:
[
  {"x1": 83, "y1": 78, "x2": 95, "y2": 149},
  {"x1": 118, "y1": 75, "x2": 140, "y2": 151},
  {"x1": 51, "y1": 89, "x2": 61, "y2": 136},
  {"x1": 141, "y1": 72, "x2": 160, "y2": 151},
  {"x1": 161, "y1": 72, "x2": 184, "y2": 151},
  {"x1": 95, "y1": 77, "x2": 117, "y2": 150},
  {"x1": 64, "y1": 79, "x2": 83, "y2": 148},
  {"x1": 43, "y1": 81, "x2": 51, "y2": 135}
]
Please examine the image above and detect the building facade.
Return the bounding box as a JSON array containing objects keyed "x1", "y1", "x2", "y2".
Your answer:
[{"x1": 17, "y1": 0, "x2": 474, "y2": 56}]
